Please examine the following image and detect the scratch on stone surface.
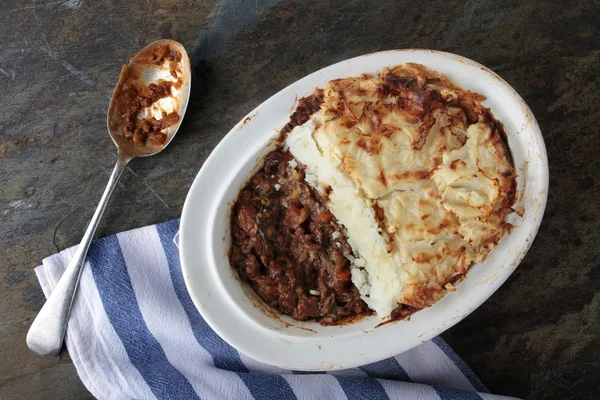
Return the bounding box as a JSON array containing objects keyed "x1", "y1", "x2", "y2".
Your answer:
[
  {"x1": 3, "y1": 200, "x2": 32, "y2": 215},
  {"x1": 194, "y1": 0, "x2": 283, "y2": 59},
  {"x1": 60, "y1": 60, "x2": 95, "y2": 87},
  {"x1": 11, "y1": 200, "x2": 27, "y2": 208},
  {"x1": 41, "y1": 33, "x2": 57, "y2": 60},
  {"x1": 39, "y1": 44, "x2": 54, "y2": 59},
  {"x1": 9, "y1": 0, "x2": 83, "y2": 13},
  {"x1": 96, "y1": 163, "x2": 111, "y2": 175},
  {"x1": 8, "y1": 1, "x2": 65, "y2": 13},
  {"x1": 38, "y1": 45, "x2": 95, "y2": 87},
  {"x1": 63, "y1": 0, "x2": 83, "y2": 10},
  {"x1": 32, "y1": 7, "x2": 40, "y2": 22},
  {"x1": 96, "y1": 163, "x2": 126, "y2": 189},
  {"x1": 126, "y1": 167, "x2": 170, "y2": 209},
  {"x1": 52, "y1": 211, "x2": 76, "y2": 252},
  {"x1": 0, "y1": 68, "x2": 16, "y2": 80},
  {"x1": 439, "y1": 0, "x2": 483, "y2": 49},
  {"x1": 13, "y1": 126, "x2": 25, "y2": 136},
  {"x1": 33, "y1": 7, "x2": 94, "y2": 88}
]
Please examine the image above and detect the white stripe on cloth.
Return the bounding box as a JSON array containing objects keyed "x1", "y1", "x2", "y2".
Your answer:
[
  {"x1": 238, "y1": 353, "x2": 349, "y2": 399},
  {"x1": 395, "y1": 340, "x2": 478, "y2": 392},
  {"x1": 377, "y1": 378, "x2": 440, "y2": 400},
  {"x1": 36, "y1": 248, "x2": 156, "y2": 400},
  {"x1": 35, "y1": 220, "x2": 523, "y2": 400},
  {"x1": 116, "y1": 227, "x2": 253, "y2": 400}
]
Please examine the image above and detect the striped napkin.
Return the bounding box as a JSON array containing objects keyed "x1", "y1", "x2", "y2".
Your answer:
[{"x1": 35, "y1": 219, "x2": 518, "y2": 400}]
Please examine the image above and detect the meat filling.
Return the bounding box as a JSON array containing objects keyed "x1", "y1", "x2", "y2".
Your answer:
[{"x1": 230, "y1": 150, "x2": 372, "y2": 325}]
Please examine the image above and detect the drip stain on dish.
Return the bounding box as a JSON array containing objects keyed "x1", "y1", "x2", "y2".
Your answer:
[{"x1": 230, "y1": 63, "x2": 517, "y2": 326}]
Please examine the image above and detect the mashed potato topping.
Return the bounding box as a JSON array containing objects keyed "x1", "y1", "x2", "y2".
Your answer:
[{"x1": 287, "y1": 63, "x2": 516, "y2": 317}]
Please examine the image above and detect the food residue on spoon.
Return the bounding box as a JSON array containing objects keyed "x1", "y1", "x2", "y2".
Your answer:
[{"x1": 109, "y1": 43, "x2": 183, "y2": 149}]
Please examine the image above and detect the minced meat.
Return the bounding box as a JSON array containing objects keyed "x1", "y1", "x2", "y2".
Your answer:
[{"x1": 230, "y1": 150, "x2": 372, "y2": 325}]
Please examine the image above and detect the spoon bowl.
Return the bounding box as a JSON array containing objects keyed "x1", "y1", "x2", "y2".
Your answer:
[{"x1": 107, "y1": 39, "x2": 191, "y2": 158}]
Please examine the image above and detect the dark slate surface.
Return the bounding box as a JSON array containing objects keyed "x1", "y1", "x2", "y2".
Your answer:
[{"x1": 1, "y1": 1, "x2": 598, "y2": 399}]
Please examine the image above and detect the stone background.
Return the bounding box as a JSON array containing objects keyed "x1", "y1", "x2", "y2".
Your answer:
[{"x1": 1, "y1": 0, "x2": 598, "y2": 399}]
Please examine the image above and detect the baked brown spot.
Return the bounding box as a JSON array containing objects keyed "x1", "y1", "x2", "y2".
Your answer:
[
  {"x1": 426, "y1": 219, "x2": 452, "y2": 235},
  {"x1": 356, "y1": 136, "x2": 382, "y2": 155},
  {"x1": 393, "y1": 169, "x2": 431, "y2": 181},
  {"x1": 403, "y1": 283, "x2": 445, "y2": 309},
  {"x1": 373, "y1": 204, "x2": 385, "y2": 225},
  {"x1": 450, "y1": 159, "x2": 467, "y2": 170},
  {"x1": 377, "y1": 170, "x2": 388, "y2": 187},
  {"x1": 279, "y1": 90, "x2": 324, "y2": 139}
]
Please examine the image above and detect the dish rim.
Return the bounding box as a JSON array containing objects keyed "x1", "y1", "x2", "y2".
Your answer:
[{"x1": 179, "y1": 49, "x2": 548, "y2": 370}]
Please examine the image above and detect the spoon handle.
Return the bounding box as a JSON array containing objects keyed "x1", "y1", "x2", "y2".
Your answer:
[{"x1": 26, "y1": 154, "x2": 131, "y2": 356}]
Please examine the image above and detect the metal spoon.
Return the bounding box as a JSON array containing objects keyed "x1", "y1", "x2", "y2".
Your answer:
[{"x1": 26, "y1": 39, "x2": 191, "y2": 356}]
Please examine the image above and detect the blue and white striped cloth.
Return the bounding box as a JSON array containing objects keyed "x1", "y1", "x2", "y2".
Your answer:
[{"x1": 35, "y1": 219, "x2": 518, "y2": 400}]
